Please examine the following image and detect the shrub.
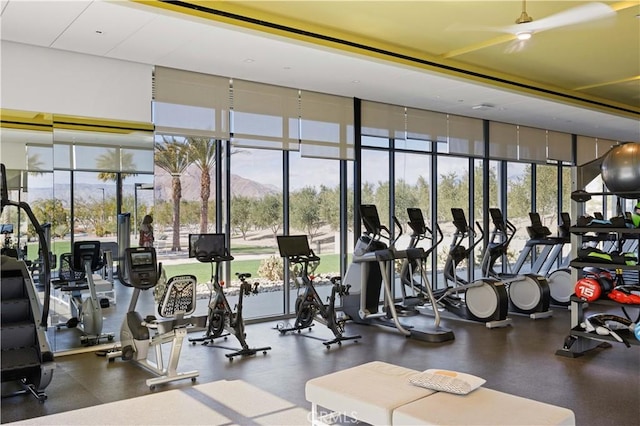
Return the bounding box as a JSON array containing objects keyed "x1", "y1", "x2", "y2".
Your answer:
[{"x1": 257, "y1": 255, "x2": 284, "y2": 281}]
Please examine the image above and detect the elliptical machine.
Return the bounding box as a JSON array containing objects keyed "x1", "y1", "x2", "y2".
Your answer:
[
  {"x1": 342, "y1": 204, "x2": 454, "y2": 342},
  {"x1": 188, "y1": 233, "x2": 271, "y2": 361},
  {"x1": 511, "y1": 212, "x2": 573, "y2": 306},
  {"x1": 423, "y1": 208, "x2": 512, "y2": 328},
  {"x1": 481, "y1": 208, "x2": 553, "y2": 319},
  {"x1": 275, "y1": 234, "x2": 361, "y2": 349},
  {"x1": 107, "y1": 246, "x2": 203, "y2": 389}
]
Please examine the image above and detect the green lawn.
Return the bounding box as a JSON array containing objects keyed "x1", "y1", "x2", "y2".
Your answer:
[
  {"x1": 24, "y1": 240, "x2": 341, "y2": 284},
  {"x1": 163, "y1": 253, "x2": 341, "y2": 284}
]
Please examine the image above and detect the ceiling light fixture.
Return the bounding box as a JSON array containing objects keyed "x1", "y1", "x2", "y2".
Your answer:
[
  {"x1": 515, "y1": 0, "x2": 533, "y2": 24},
  {"x1": 516, "y1": 31, "x2": 532, "y2": 40},
  {"x1": 472, "y1": 104, "x2": 495, "y2": 111}
]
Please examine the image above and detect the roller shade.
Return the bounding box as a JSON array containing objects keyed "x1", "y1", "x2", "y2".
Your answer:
[
  {"x1": 517, "y1": 125, "x2": 547, "y2": 162},
  {"x1": 547, "y1": 131, "x2": 572, "y2": 163},
  {"x1": 300, "y1": 91, "x2": 353, "y2": 160},
  {"x1": 489, "y1": 122, "x2": 518, "y2": 160},
  {"x1": 576, "y1": 135, "x2": 598, "y2": 166},
  {"x1": 153, "y1": 66, "x2": 230, "y2": 139},
  {"x1": 361, "y1": 101, "x2": 405, "y2": 139},
  {"x1": 231, "y1": 79, "x2": 300, "y2": 151},
  {"x1": 406, "y1": 108, "x2": 447, "y2": 142},
  {"x1": 448, "y1": 114, "x2": 484, "y2": 156}
]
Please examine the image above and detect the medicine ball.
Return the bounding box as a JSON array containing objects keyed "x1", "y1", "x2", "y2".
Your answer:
[
  {"x1": 575, "y1": 277, "x2": 603, "y2": 302},
  {"x1": 575, "y1": 274, "x2": 614, "y2": 302}
]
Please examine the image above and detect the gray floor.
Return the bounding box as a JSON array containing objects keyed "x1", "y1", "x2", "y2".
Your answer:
[{"x1": 2, "y1": 289, "x2": 639, "y2": 426}]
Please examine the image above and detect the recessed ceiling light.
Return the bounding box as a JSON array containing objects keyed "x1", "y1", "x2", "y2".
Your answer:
[
  {"x1": 351, "y1": 80, "x2": 360, "y2": 84},
  {"x1": 516, "y1": 31, "x2": 532, "y2": 40},
  {"x1": 243, "y1": 58, "x2": 254, "y2": 63}
]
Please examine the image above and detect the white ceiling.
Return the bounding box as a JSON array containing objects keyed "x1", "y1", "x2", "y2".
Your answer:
[{"x1": 1, "y1": 0, "x2": 638, "y2": 143}]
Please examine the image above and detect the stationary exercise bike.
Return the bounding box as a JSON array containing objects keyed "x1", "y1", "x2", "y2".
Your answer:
[
  {"x1": 275, "y1": 234, "x2": 361, "y2": 349},
  {"x1": 481, "y1": 208, "x2": 552, "y2": 319},
  {"x1": 107, "y1": 247, "x2": 204, "y2": 389},
  {"x1": 53, "y1": 241, "x2": 114, "y2": 345},
  {"x1": 188, "y1": 233, "x2": 271, "y2": 360}
]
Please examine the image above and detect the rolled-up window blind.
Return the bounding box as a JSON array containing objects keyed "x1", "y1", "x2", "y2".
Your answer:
[
  {"x1": 448, "y1": 114, "x2": 484, "y2": 156},
  {"x1": 489, "y1": 121, "x2": 518, "y2": 160},
  {"x1": 231, "y1": 79, "x2": 300, "y2": 151},
  {"x1": 517, "y1": 125, "x2": 547, "y2": 163},
  {"x1": 300, "y1": 91, "x2": 353, "y2": 160},
  {"x1": 153, "y1": 66, "x2": 230, "y2": 139},
  {"x1": 406, "y1": 108, "x2": 447, "y2": 142},
  {"x1": 576, "y1": 136, "x2": 598, "y2": 166},
  {"x1": 361, "y1": 100, "x2": 405, "y2": 139},
  {"x1": 547, "y1": 130, "x2": 572, "y2": 163}
]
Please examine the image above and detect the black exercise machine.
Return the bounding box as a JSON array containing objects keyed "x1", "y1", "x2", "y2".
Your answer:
[
  {"x1": 188, "y1": 233, "x2": 271, "y2": 360},
  {"x1": 275, "y1": 234, "x2": 361, "y2": 349},
  {"x1": 481, "y1": 208, "x2": 553, "y2": 319}
]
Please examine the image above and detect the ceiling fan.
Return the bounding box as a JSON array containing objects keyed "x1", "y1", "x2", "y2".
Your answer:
[{"x1": 505, "y1": 1, "x2": 616, "y2": 41}]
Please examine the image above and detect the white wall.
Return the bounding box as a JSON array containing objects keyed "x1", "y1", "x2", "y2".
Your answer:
[{"x1": 1, "y1": 41, "x2": 152, "y2": 122}]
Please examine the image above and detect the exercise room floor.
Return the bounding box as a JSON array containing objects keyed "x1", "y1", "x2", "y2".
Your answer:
[{"x1": 2, "y1": 296, "x2": 639, "y2": 426}]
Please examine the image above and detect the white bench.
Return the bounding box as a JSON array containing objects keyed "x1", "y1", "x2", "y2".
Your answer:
[{"x1": 306, "y1": 361, "x2": 575, "y2": 426}]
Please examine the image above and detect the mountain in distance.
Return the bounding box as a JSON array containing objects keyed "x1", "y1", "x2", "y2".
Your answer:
[
  {"x1": 25, "y1": 170, "x2": 278, "y2": 204},
  {"x1": 154, "y1": 168, "x2": 279, "y2": 201}
]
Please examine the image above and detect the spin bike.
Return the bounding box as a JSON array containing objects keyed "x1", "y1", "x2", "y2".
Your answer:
[
  {"x1": 107, "y1": 246, "x2": 204, "y2": 389},
  {"x1": 275, "y1": 235, "x2": 361, "y2": 349},
  {"x1": 481, "y1": 208, "x2": 553, "y2": 319},
  {"x1": 53, "y1": 241, "x2": 114, "y2": 345},
  {"x1": 188, "y1": 233, "x2": 271, "y2": 360},
  {"x1": 440, "y1": 208, "x2": 512, "y2": 328}
]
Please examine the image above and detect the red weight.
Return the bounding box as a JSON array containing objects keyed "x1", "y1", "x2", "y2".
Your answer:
[
  {"x1": 575, "y1": 277, "x2": 602, "y2": 302},
  {"x1": 607, "y1": 288, "x2": 640, "y2": 305}
]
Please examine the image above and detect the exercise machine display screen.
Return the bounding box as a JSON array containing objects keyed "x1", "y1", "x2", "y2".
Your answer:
[
  {"x1": 0, "y1": 224, "x2": 14, "y2": 234},
  {"x1": 360, "y1": 204, "x2": 381, "y2": 234},
  {"x1": 125, "y1": 247, "x2": 157, "y2": 289},
  {"x1": 72, "y1": 241, "x2": 102, "y2": 272},
  {"x1": 407, "y1": 208, "x2": 427, "y2": 234},
  {"x1": 189, "y1": 233, "x2": 226, "y2": 258},
  {"x1": 277, "y1": 235, "x2": 312, "y2": 257},
  {"x1": 130, "y1": 251, "x2": 154, "y2": 268}
]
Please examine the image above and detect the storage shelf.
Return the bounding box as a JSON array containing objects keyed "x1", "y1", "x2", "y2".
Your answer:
[
  {"x1": 570, "y1": 226, "x2": 640, "y2": 235},
  {"x1": 569, "y1": 261, "x2": 640, "y2": 271},
  {"x1": 557, "y1": 219, "x2": 640, "y2": 358}
]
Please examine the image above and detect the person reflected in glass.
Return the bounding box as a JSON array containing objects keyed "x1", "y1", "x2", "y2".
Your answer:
[{"x1": 139, "y1": 214, "x2": 154, "y2": 248}]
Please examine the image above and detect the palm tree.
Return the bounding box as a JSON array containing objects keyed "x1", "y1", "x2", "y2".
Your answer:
[
  {"x1": 154, "y1": 137, "x2": 192, "y2": 251},
  {"x1": 186, "y1": 137, "x2": 216, "y2": 233},
  {"x1": 96, "y1": 149, "x2": 137, "y2": 181}
]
